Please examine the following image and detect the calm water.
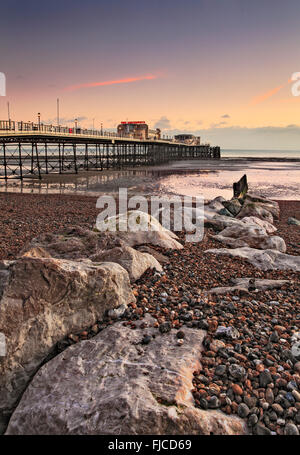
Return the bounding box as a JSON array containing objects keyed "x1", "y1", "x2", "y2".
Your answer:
[{"x1": 222, "y1": 149, "x2": 300, "y2": 159}]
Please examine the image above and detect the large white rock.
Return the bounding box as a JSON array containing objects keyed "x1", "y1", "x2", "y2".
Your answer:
[
  {"x1": 212, "y1": 234, "x2": 286, "y2": 252},
  {"x1": 0, "y1": 257, "x2": 135, "y2": 433},
  {"x1": 6, "y1": 315, "x2": 247, "y2": 435},
  {"x1": 216, "y1": 223, "x2": 268, "y2": 239},
  {"x1": 96, "y1": 210, "x2": 183, "y2": 250},
  {"x1": 212, "y1": 223, "x2": 286, "y2": 252},
  {"x1": 91, "y1": 244, "x2": 163, "y2": 282},
  {"x1": 240, "y1": 216, "x2": 277, "y2": 234},
  {"x1": 206, "y1": 247, "x2": 300, "y2": 271}
]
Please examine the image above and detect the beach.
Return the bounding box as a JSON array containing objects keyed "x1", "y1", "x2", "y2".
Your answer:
[
  {"x1": 1, "y1": 156, "x2": 299, "y2": 200},
  {"x1": 0, "y1": 156, "x2": 300, "y2": 436}
]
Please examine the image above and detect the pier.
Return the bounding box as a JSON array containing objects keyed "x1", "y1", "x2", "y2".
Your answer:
[{"x1": 0, "y1": 121, "x2": 221, "y2": 180}]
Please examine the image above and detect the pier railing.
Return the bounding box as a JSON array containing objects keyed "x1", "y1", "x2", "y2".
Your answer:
[
  {"x1": 0, "y1": 120, "x2": 221, "y2": 180},
  {"x1": 0, "y1": 120, "x2": 175, "y2": 143}
]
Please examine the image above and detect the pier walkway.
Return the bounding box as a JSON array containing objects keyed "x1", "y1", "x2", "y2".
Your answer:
[{"x1": 0, "y1": 121, "x2": 221, "y2": 180}]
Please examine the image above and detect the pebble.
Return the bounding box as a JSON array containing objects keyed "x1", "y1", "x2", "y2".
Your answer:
[
  {"x1": 159, "y1": 322, "x2": 171, "y2": 334},
  {"x1": 215, "y1": 365, "x2": 227, "y2": 376},
  {"x1": 9, "y1": 196, "x2": 299, "y2": 436},
  {"x1": 292, "y1": 390, "x2": 300, "y2": 402},
  {"x1": 259, "y1": 370, "x2": 273, "y2": 388},
  {"x1": 208, "y1": 396, "x2": 220, "y2": 409},
  {"x1": 284, "y1": 423, "x2": 299, "y2": 435},
  {"x1": 228, "y1": 364, "x2": 246, "y2": 381},
  {"x1": 237, "y1": 403, "x2": 250, "y2": 418},
  {"x1": 141, "y1": 335, "x2": 152, "y2": 345},
  {"x1": 248, "y1": 414, "x2": 258, "y2": 426}
]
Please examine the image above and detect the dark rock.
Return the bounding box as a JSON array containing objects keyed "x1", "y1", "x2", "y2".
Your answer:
[
  {"x1": 259, "y1": 370, "x2": 273, "y2": 387},
  {"x1": 228, "y1": 364, "x2": 246, "y2": 381},
  {"x1": 233, "y1": 174, "x2": 248, "y2": 199},
  {"x1": 254, "y1": 423, "x2": 272, "y2": 435},
  {"x1": 237, "y1": 403, "x2": 250, "y2": 418},
  {"x1": 159, "y1": 322, "x2": 171, "y2": 334},
  {"x1": 284, "y1": 423, "x2": 299, "y2": 435}
]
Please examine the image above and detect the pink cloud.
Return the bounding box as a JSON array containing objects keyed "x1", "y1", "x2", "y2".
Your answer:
[
  {"x1": 65, "y1": 74, "x2": 159, "y2": 92},
  {"x1": 250, "y1": 78, "x2": 293, "y2": 105}
]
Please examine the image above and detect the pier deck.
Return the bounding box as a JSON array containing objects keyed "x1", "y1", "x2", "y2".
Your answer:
[{"x1": 0, "y1": 129, "x2": 221, "y2": 180}]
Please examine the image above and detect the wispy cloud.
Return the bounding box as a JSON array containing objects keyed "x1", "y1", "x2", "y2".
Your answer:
[
  {"x1": 65, "y1": 74, "x2": 159, "y2": 92},
  {"x1": 250, "y1": 78, "x2": 293, "y2": 105}
]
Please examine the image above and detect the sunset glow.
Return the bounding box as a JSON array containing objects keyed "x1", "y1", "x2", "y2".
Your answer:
[{"x1": 1, "y1": 0, "x2": 300, "y2": 149}]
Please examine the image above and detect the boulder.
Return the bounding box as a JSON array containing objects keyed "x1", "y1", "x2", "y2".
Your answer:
[
  {"x1": 212, "y1": 223, "x2": 286, "y2": 252},
  {"x1": 208, "y1": 199, "x2": 226, "y2": 212},
  {"x1": 6, "y1": 315, "x2": 247, "y2": 435},
  {"x1": 135, "y1": 245, "x2": 170, "y2": 264},
  {"x1": 90, "y1": 244, "x2": 163, "y2": 282},
  {"x1": 204, "y1": 215, "x2": 245, "y2": 232},
  {"x1": 243, "y1": 194, "x2": 280, "y2": 219},
  {"x1": 0, "y1": 256, "x2": 135, "y2": 433},
  {"x1": 23, "y1": 227, "x2": 106, "y2": 260},
  {"x1": 208, "y1": 278, "x2": 290, "y2": 295},
  {"x1": 212, "y1": 234, "x2": 286, "y2": 252},
  {"x1": 215, "y1": 223, "x2": 268, "y2": 239},
  {"x1": 218, "y1": 208, "x2": 234, "y2": 218},
  {"x1": 240, "y1": 216, "x2": 277, "y2": 234},
  {"x1": 206, "y1": 247, "x2": 300, "y2": 271},
  {"x1": 96, "y1": 210, "x2": 183, "y2": 250},
  {"x1": 237, "y1": 203, "x2": 274, "y2": 224},
  {"x1": 233, "y1": 174, "x2": 248, "y2": 198},
  {"x1": 222, "y1": 198, "x2": 242, "y2": 216}
]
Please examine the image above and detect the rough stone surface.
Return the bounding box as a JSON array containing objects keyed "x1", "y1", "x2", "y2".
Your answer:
[
  {"x1": 208, "y1": 278, "x2": 290, "y2": 295},
  {"x1": 212, "y1": 223, "x2": 286, "y2": 252},
  {"x1": 222, "y1": 198, "x2": 242, "y2": 216},
  {"x1": 90, "y1": 244, "x2": 163, "y2": 282},
  {"x1": 237, "y1": 203, "x2": 274, "y2": 224},
  {"x1": 96, "y1": 210, "x2": 183, "y2": 250},
  {"x1": 204, "y1": 215, "x2": 245, "y2": 232},
  {"x1": 240, "y1": 216, "x2": 277, "y2": 234},
  {"x1": 243, "y1": 194, "x2": 280, "y2": 219},
  {"x1": 213, "y1": 233, "x2": 286, "y2": 252},
  {"x1": 0, "y1": 256, "x2": 135, "y2": 434},
  {"x1": 206, "y1": 247, "x2": 300, "y2": 271},
  {"x1": 6, "y1": 315, "x2": 247, "y2": 435}
]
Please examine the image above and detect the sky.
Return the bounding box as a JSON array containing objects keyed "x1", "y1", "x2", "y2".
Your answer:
[{"x1": 0, "y1": 0, "x2": 300, "y2": 149}]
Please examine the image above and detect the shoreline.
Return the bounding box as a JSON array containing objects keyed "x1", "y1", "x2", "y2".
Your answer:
[{"x1": 0, "y1": 157, "x2": 300, "y2": 201}]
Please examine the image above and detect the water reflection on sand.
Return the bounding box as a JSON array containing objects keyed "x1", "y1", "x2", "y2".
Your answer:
[{"x1": 0, "y1": 158, "x2": 299, "y2": 200}]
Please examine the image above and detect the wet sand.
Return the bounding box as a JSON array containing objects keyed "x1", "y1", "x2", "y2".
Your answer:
[{"x1": 0, "y1": 158, "x2": 299, "y2": 200}]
